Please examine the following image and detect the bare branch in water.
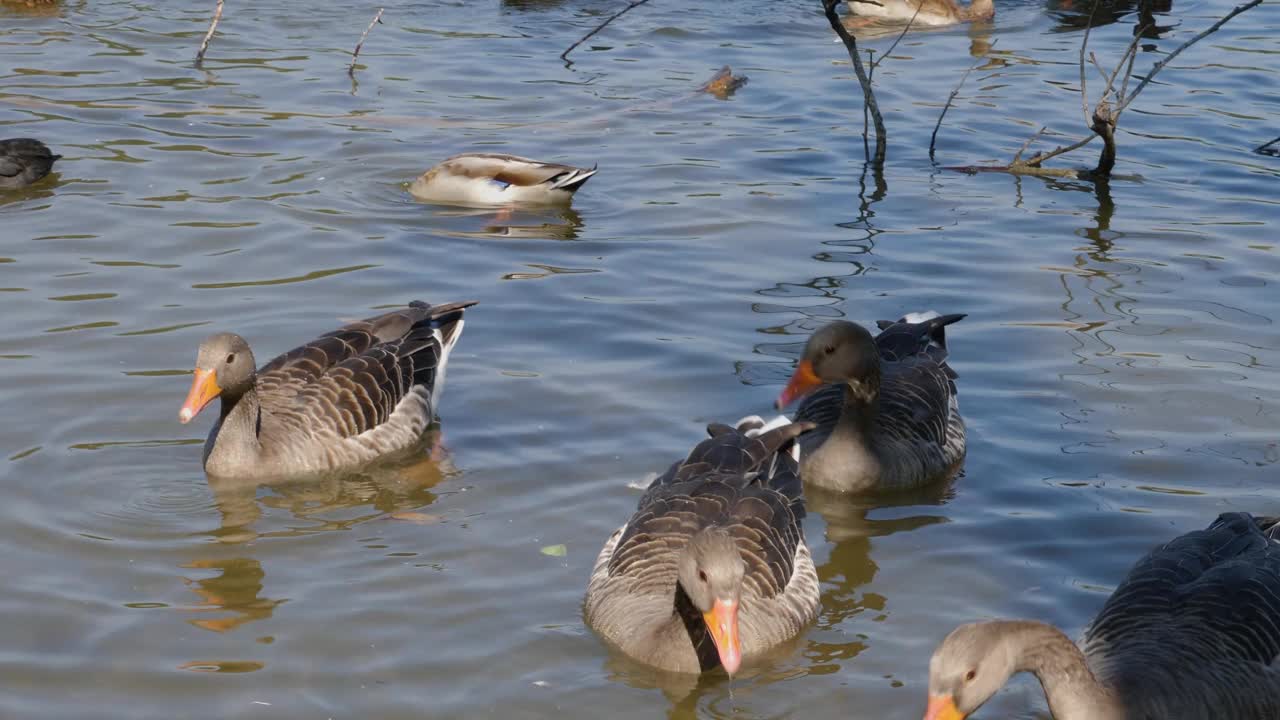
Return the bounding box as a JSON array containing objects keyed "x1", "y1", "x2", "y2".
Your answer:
[
  {"x1": 349, "y1": 8, "x2": 385, "y2": 76},
  {"x1": 822, "y1": 0, "x2": 886, "y2": 165},
  {"x1": 928, "y1": 41, "x2": 995, "y2": 159},
  {"x1": 870, "y1": 1, "x2": 922, "y2": 77},
  {"x1": 1012, "y1": 126, "x2": 1046, "y2": 165},
  {"x1": 948, "y1": 0, "x2": 1262, "y2": 181},
  {"x1": 560, "y1": 0, "x2": 654, "y2": 65},
  {"x1": 1115, "y1": 0, "x2": 1262, "y2": 118},
  {"x1": 195, "y1": 0, "x2": 225, "y2": 66}
]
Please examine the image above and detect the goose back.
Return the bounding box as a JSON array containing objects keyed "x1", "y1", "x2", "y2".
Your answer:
[
  {"x1": 1082, "y1": 512, "x2": 1280, "y2": 718},
  {"x1": 793, "y1": 312, "x2": 965, "y2": 492},
  {"x1": 585, "y1": 417, "x2": 820, "y2": 673}
]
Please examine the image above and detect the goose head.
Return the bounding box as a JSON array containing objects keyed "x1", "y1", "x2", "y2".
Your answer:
[
  {"x1": 924, "y1": 622, "x2": 1019, "y2": 719},
  {"x1": 775, "y1": 321, "x2": 880, "y2": 409},
  {"x1": 179, "y1": 332, "x2": 257, "y2": 423},
  {"x1": 677, "y1": 527, "x2": 746, "y2": 674}
]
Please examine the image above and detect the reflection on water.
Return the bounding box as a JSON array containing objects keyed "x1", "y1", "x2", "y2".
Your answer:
[
  {"x1": 207, "y1": 444, "x2": 453, "y2": 543},
  {"x1": 1, "y1": 0, "x2": 1277, "y2": 717},
  {"x1": 180, "y1": 557, "x2": 283, "y2": 634}
]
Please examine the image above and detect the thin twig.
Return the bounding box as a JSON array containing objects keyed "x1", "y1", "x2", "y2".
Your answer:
[
  {"x1": 928, "y1": 40, "x2": 994, "y2": 158},
  {"x1": 1012, "y1": 126, "x2": 1046, "y2": 164},
  {"x1": 1256, "y1": 135, "x2": 1280, "y2": 156},
  {"x1": 195, "y1": 0, "x2": 225, "y2": 66},
  {"x1": 823, "y1": 0, "x2": 886, "y2": 165},
  {"x1": 1089, "y1": 53, "x2": 1111, "y2": 86},
  {"x1": 871, "y1": 1, "x2": 922, "y2": 75},
  {"x1": 559, "y1": 0, "x2": 654, "y2": 65},
  {"x1": 1023, "y1": 133, "x2": 1096, "y2": 168},
  {"x1": 348, "y1": 8, "x2": 384, "y2": 76},
  {"x1": 1116, "y1": 25, "x2": 1145, "y2": 101},
  {"x1": 1116, "y1": 0, "x2": 1263, "y2": 117},
  {"x1": 1099, "y1": 29, "x2": 1146, "y2": 105},
  {"x1": 1078, "y1": 0, "x2": 1097, "y2": 127}
]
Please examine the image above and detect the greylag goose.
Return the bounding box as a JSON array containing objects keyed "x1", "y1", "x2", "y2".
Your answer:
[
  {"x1": 178, "y1": 300, "x2": 477, "y2": 478},
  {"x1": 409, "y1": 153, "x2": 597, "y2": 207},
  {"x1": 845, "y1": 0, "x2": 993, "y2": 26},
  {"x1": 584, "y1": 416, "x2": 821, "y2": 675},
  {"x1": 0, "y1": 138, "x2": 60, "y2": 190},
  {"x1": 775, "y1": 312, "x2": 966, "y2": 493},
  {"x1": 924, "y1": 512, "x2": 1280, "y2": 720}
]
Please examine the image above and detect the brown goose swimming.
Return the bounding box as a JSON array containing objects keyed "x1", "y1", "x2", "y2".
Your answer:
[
  {"x1": 0, "y1": 138, "x2": 60, "y2": 190},
  {"x1": 925, "y1": 512, "x2": 1280, "y2": 720},
  {"x1": 775, "y1": 311, "x2": 966, "y2": 493},
  {"x1": 178, "y1": 300, "x2": 477, "y2": 479},
  {"x1": 584, "y1": 416, "x2": 821, "y2": 675}
]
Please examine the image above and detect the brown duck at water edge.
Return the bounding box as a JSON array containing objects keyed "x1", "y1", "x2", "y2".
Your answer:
[
  {"x1": 776, "y1": 312, "x2": 966, "y2": 493},
  {"x1": 0, "y1": 139, "x2": 60, "y2": 190},
  {"x1": 178, "y1": 300, "x2": 477, "y2": 479},
  {"x1": 925, "y1": 513, "x2": 1280, "y2": 720},
  {"x1": 584, "y1": 416, "x2": 821, "y2": 675}
]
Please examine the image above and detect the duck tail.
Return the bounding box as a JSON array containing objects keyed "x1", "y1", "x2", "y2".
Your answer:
[{"x1": 548, "y1": 165, "x2": 598, "y2": 193}]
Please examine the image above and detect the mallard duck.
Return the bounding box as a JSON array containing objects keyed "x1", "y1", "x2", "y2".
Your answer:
[
  {"x1": 846, "y1": 0, "x2": 993, "y2": 26},
  {"x1": 0, "y1": 138, "x2": 60, "y2": 190},
  {"x1": 178, "y1": 300, "x2": 476, "y2": 478},
  {"x1": 584, "y1": 416, "x2": 820, "y2": 675},
  {"x1": 775, "y1": 311, "x2": 966, "y2": 493},
  {"x1": 409, "y1": 153, "x2": 597, "y2": 207},
  {"x1": 925, "y1": 512, "x2": 1280, "y2": 720}
]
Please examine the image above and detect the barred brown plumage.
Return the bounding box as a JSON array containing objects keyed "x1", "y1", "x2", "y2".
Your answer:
[
  {"x1": 178, "y1": 299, "x2": 476, "y2": 478},
  {"x1": 584, "y1": 416, "x2": 820, "y2": 675}
]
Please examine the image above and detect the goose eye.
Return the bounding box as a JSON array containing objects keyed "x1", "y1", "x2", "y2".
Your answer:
[
  {"x1": 964, "y1": 669, "x2": 977, "y2": 683},
  {"x1": 225, "y1": 353, "x2": 236, "y2": 364},
  {"x1": 698, "y1": 570, "x2": 708, "y2": 583},
  {"x1": 823, "y1": 345, "x2": 836, "y2": 356}
]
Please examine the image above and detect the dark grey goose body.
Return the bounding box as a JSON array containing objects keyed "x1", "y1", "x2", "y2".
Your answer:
[
  {"x1": 0, "y1": 138, "x2": 60, "y2": 190},
  {"x1": 925, "y1": 512, "x2": 1280, "y2": 720},
  {"x1": 775, "y1": 311, "x2": 966, "y2": 493},
  {"x1": 584, "y1": 416, "x2": 821, "y2": 675},
  {"x1": 178, "y1": 300, "x2": 476, "y2": 479}
]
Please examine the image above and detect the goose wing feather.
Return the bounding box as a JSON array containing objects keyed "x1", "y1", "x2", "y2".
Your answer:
[
  {"x1": 610, "y1": 420, "x2": 812, "y2": 599},
  {"x1": 1084, "y1": 513, "x2": 1280, "y2": 716},
  {"x1": 256, "y1": 301, "x2": 475, "y2": 439}
]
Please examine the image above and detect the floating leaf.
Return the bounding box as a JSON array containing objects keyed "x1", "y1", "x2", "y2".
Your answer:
[{"x1": 540, "y1": 544, "x2": 567, "y2": 557}]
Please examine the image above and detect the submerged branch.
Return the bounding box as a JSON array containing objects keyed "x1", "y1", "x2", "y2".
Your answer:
[
  {"x1": 560, "y1": 0, "x2": 654, "y2": 65},
  {"x1": 348, "y1": 8, "x2": 385, "y2": 76},
  {"x1": 928, "y1": 41, "x2": 995, "y2": 159},
  {"x1": 822, "y1": 0, "x2": 886, "y2": 165},
  {"x1": 1115, "y1": 0, "x2": 1263, "y2": 118},
  {"x1": 195, "y1": 0, "x2": 225, "y2": 66}
]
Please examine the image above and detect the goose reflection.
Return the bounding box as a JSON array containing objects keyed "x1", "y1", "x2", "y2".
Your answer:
[
  {"x1": 803, "y1": 481, "x2": 954, "y2": 668},
  {"x1": 205, "y1": 438, "x2": 454, "y2": 544},
  {"x1": 179, "y1": 557, "x2": 283, "y2": 633}
]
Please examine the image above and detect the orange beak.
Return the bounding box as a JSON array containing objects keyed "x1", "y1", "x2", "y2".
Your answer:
[
  {"x1": 924, "y1": 694, "x2": 965, "y2": 720},
  {"x1": 179, "y1": 368, "x2": 221, "y2": 424},
  {"x1": 775, "y1": 359, "x2": 822, "y2": 410},
  {"x1": 702, "y1": 598, "x2": 741, "y2": 675}
]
